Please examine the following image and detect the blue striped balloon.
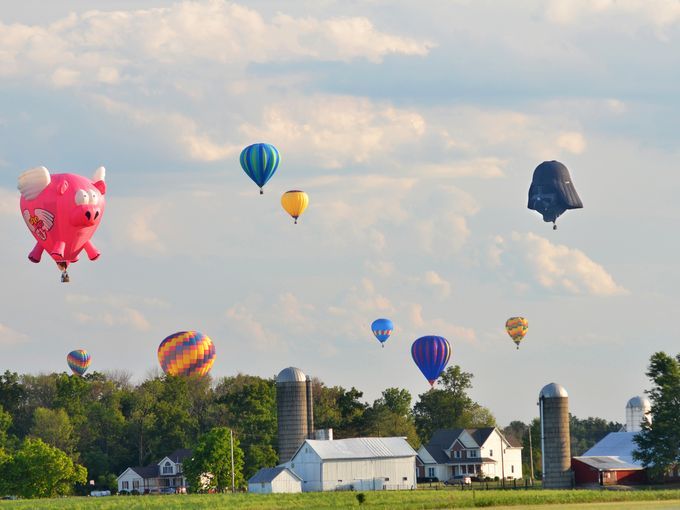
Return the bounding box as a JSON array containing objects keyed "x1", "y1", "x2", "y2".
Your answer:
[
  {"x1": 371, "y1": 318, "x2": 393, "y2": 347},
  {"x1": 239, "y1": 143, "x2": 280, "y2": 194},
  {"x1": 411, "y1": 335, "x2": 451, "y2": 387}
]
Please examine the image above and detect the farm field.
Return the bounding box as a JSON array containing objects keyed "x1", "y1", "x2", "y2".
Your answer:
[{"x1": 1, "y1": 489, "x2": 680, "y2": 510}]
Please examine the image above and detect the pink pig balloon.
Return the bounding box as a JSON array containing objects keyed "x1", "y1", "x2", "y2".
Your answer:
[{"x1": 18, "y1": 166, "x2": 106, "y2": 282}]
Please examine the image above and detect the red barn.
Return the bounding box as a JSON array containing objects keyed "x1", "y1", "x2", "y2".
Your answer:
[{"x1": 572, "y1": 456, "x2": 646, "y2": 486}]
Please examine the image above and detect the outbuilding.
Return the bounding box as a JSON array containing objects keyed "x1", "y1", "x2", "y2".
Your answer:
[
  {"x1": 285, "y1": 437, "x2": 417, "y2": 492},
  {"x1": 572, "y1": 456, "x2": 646, "y2": 485},
  {"x1": 248, "y1": 467, "x2": 302, "y2": 494}
]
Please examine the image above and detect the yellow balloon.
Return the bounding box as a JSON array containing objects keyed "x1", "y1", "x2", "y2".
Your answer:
[{"x1": 281, "y1": 190, "x2": 309, "y2": 224}]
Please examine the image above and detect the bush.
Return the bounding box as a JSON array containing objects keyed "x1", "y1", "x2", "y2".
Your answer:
[
  {"x1": 131, "y1": 489, "x2": 140, "y2": 496},
  {"x1": 356, "y1": 493, "x2": 366, "y2": 505},
  {"x1": 118, "y1": 490, "x2": 129, "y2": 496}
]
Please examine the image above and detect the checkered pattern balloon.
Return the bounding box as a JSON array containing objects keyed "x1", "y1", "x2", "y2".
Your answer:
[
  {"x1": 67, "y1": 349, "x2": 91, "y2": 376},
  {"x1": 157, "y1": 331, "x2": 216, "y2": 377}
]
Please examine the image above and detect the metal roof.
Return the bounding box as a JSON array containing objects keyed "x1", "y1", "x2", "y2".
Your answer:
[
  {"x1": 626, "y1": 396, "x2": 651, "y2": 410},
  {"x1": 582, "y1": 432, "x2": 642, "y2": 466},
  {"x1": 573, "y1": 456, "x2": 643, "y2": 471},
  {"x1": 539, "y1": 382, "x2": 568, "y2": 399},
  {"x1": 248, "y1": 467, "x2": 302, "y2": 483},
  {"x1": 276, "y1": 367, "x2": 307, "y2": 383},
  {"x1": 304, "y1": 437, "x2": 417, "y2": 460}
]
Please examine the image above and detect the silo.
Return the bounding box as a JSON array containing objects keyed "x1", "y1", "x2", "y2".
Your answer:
[
  {"x1": 626, "y1": 396, "x2": 651, "y2": 432},
  {"x1": 539, "y1": 383, "x2": 572, "y2": 489},
  {"x1": 276, "y1": 367, "x2": 309, "y2": 462},
  {"x1": 305, "y1": 375, "x2": 315, "y2": 438}
]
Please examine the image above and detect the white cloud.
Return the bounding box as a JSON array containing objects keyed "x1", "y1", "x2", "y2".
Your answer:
[
  {"x1": 556, "y1": 131, "x2": 587, "y2": 155},
  {"x1": 508, "y1": 232, "x2": 628, "y2": 296},
  {"x1": 0, "y1": 188, "x2": 17, "y2": 216},
  {"x1": 225, "y1": 303, "x2": 280, "y2": 351},
  {"x1": 418, "y1": 157, "x2": 506, "y2": 178},
  {"x1": 66, "y1": 293, "x2": 162, "y2": 331},
  {"x1": 407, "y1": 303, "x2": 476, "y2": 344},
  {"x1": 421, "y1": 270, "x2": 452, "y2": 298},
  {"x1": 0, "y1": 323, "x2": 28, "y2": 345}
]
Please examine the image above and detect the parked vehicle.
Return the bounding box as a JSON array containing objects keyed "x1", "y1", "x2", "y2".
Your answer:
[
  {"x1": 444, "y1": 475, "x2": 471, "y2": 485},
  {"x1": 159, "y1": 487, "x2": 176, "y2": 494},
  {"x1": 416, "y1": 476, "x2": 439, "y2": 484}
]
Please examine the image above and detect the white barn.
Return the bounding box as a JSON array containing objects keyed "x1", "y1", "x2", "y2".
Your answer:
[
  {"x1": 248, "y1": 467, "x2": 302, "y2": 493},
  {"x1": 285, "y1": 437, "x2": 417, "y2": 492}
]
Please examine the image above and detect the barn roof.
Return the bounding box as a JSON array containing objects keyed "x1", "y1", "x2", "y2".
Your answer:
[
  {"x1": 302, "y1": 437, "x2": 417, "y2": 460},
  {"x1": 583, "y1": 432, "x2": 641, "y2": 466},
  {"x1": 573, "y1": 456, "x2": 643, "y2": 471},
  {"x1": 249, "y1": 467, "x2": 302, "y2": 483}
]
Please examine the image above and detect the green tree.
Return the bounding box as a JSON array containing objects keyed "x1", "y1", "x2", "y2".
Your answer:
[
  {"x1": 0, "y1": 405, "x2": 12, "y2": 449},
  {"x1": 30, "y1": 407, "x2": 76, "y2": 456},
  {"x1": 3, "y1": 438, "x2": 87, "y2": 498},
  {"x1": 634, "y1": 351, "x2": 680, "y2": 478},
  {"x1": 183, "y1": 427, "x2": 245, "y2": 492},
  {"x1": 569, "y1": 415, "x2": 621, "y2": 456},
  {"x1": 413, "y1": 365, "x2": 495, "y2": 442},
  {"x1": 362, "y1": 388, "x2": 420, "y2": 448}
]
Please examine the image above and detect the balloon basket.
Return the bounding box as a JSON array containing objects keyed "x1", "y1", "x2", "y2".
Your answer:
[{"x1": 61, "y1": 270, "x2": 70, "y2": 283}]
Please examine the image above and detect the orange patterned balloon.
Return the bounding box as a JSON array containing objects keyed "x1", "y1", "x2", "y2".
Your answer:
[
  {"x1": 158, "y1": 331, "x2": 216, "y2": 377},
  {"x1": 505, "y1": 317, "x2": 528, "y2": 350}
]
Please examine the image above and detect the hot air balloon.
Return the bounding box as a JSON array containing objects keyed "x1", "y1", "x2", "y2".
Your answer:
[
  {"x1": 411, "y1": 335, "x2": 451, "y2": 387},
  {"x1": 67, "y1": 349, "x2": 91, "y2": 377},
  {"x1": 528, "y1": 160, "x2": 582, "y2": 230},
  {"x1": 371, "y1": 318, "x2": 393, "y2": 348},
  {"x1": 505, "y1": 317, "x2": 528, "y2": 350},
  {"x1": 281, "y1": 190, "x2": 308, "y2": 224},
  {"x1": 18, "y1": 166, "x2": 107, "y2": 282},
  {"x1": 158, "y1": 331, "x2": 216, "y2": 377},
  {"x1": 239, "y1": 143, "x2": 280, "y2": 194}
]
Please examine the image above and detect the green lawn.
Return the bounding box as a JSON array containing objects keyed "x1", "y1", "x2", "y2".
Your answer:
[{"x1": 1, "y1": 489, "x2": 680, "y2": 510}]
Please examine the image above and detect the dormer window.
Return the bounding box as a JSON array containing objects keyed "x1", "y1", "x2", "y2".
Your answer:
[
  {"x1": 454, "y1": 451, "x2": 461, "y2": 459},
  {"x1": 162, "y1": 461, "x2": 173, "y2": 474}
]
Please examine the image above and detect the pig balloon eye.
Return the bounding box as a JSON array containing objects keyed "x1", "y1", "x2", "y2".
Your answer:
[
  {"x1": 88, "y1": 190, "x2": 99, "y2": 205},
  {"x1": 75, "y1": 189, "x2": 90, "y2": 205}
]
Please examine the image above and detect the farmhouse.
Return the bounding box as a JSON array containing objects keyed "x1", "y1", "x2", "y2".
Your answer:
[
  {"x1": 248, "y1": 466, "x2": 303, "y2": 493},
  {"x1": 417, "y1": 428, "x2": 523, "y2": 482},
  {"x1": 284, "y1": 437, "x2": 418, "y2": 492},
  {"x1": 117, "y1": 448, "x2": 192, "y2": 494}
]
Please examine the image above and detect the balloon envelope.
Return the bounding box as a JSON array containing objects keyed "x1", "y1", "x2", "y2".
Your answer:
[
  {"x1": 158, "y1": 331, "x2": 216, "y2": 377},
  {"x1": 505, "y1": 317, "x2": 528, "y2": 349},
  {"x1": 67, "y1": 349, "x2": 91, "y2": 376},
  {"x1": 281, "y1": 190, "x2": 309, "y2": 223},
  {"x1": 411, "y1": 335, "x2": 451, "y2": 386},
  {"x1": 371, "y1": 318, "x2": 393, "y2": 346},
  {"x1": 239, "y1": 143, "x2": 280, "y2": 193},
  {"x1": 527, "y1": 160, "x2": 583, "y2": 228}
]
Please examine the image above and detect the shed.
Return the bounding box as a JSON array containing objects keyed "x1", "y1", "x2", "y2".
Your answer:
[
  {"x1": 572, "y1": 456, "x2": 646, "y2": 485},
  {"x1": 248, "y1": 467, "x2": 302, "y2": 494},
  {"x1": 286, "y1": 437, "x2": 417, "y2": 492}
]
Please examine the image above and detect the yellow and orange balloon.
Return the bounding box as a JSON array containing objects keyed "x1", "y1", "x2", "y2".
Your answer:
[
  {"x1": 505, "y1": 317, "x2": 528, "y2": 350},
  {"x1": 158, "y1": 331, "x2": 216, "y2": 377},
  {"x1": 281, "y1": 190, "x2": 308, "y2": 224}
]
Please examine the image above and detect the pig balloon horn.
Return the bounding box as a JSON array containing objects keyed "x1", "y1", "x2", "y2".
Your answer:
[{"x1": 18, "y1": 166, "x2": 107, "y2": 282}]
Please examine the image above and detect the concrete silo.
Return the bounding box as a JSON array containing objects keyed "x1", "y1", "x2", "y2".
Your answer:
[
  {"x1": 276, "y1": 367, "x2": 314, "y2": 462},
  {"x1": 626, "y1": 395, "x2": 651, "y2": 432},
  {"x1": 539, "y1": 382, "x2": 572, "y2": 489}
]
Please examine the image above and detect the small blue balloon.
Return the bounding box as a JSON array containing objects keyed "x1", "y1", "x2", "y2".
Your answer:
[
  {"x1": 371, "y1": 318, "x2": 394, "y2": 346},
  {"x1": 239, "y1": 143, "x2": 280, "y2": 194}
]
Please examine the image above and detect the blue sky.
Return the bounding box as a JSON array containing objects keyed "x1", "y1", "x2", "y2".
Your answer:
[{"x1": 1, "y1": 0, "x2": 679, "y2": 427}]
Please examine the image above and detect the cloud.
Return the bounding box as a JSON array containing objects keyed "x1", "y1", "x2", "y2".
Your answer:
[
  {"x1": 418, "y1": 157, "x2": 506, "y2": 178},
  {"x1": 0, "y1": 323, "x2": 28, "y2": 345},
  {"x1": 0, "y1": 188, "x2": 17, "y2": 216},
  {"x1": 407, "y1": 303, "x2": 476, "y2": 344},
  {"x1": 556, "y1": 131, "x2": 587, "y2": 155},
  {"x1": 65, "y1": 293, "x2": 162, "y2": 331},
  {"x1": 422, "y1": 270, "x2": 452, "y2": 298},
  {"x1": 225, "y1": 302, "x2": 280, "y2": 351},
  {"x1": 506, "y1": 232, "x2": 628, "y2": 296},
  {"x1": 0, "y1": 1, "x2": 433, "y2": 88}
]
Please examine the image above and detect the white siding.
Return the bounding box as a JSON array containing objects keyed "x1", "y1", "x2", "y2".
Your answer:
[
  {"x1": 271, "y1": 471, "x2": 302, "y2": 493},
  {"x1": 321, "y1": 457, "x2": 416, "y2": 491},
  {"x1": 479, "y1": 432, "x2": 523, "y2": 480},
  {"x1": 117, "y1": 469, "x2": 153, "y2": 493},
  {"x1": 288, "y1": 445, "x2": 323, "y2": 492}
]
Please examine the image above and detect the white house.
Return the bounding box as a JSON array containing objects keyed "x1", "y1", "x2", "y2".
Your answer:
[
  {"x1": 417, "y1": 428, "x2": 522, "y2": 482},
  {"x1": 248, "y1": 467, "x2": 303, "y2": 493},
  {"x1": 284, "y1": 437, "x2": 417, "y2": 492},
  {"x1": 117, "y1": 448, "x2": 192, "y2": 494}
]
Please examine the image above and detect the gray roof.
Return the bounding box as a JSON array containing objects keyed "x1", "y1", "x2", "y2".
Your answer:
[
  {"x1": 128, "y1": 465, "x2": 159, "y2": 479},
  {"x1": 582, "y1": 432, "x2": 641, "y2": 466},
  {"x1": 626, "y1": 396, "x2": 651, "y2": 410},
  {"x1": 421, "y1": 428, "x2": 507, "y2": 465},
  {"x1": 303, "y1": 437, "x2": 417, "y2": 460},
  {"x1": 540, "y1": 382, "x2": 568, "y2": 398},
  {"x1": 573, "y1": 456, "x2": 643, "y2": 471},
  {"x1": 248, "y1": 467, "x2": 302, "y2": 483},
  {"x1": 277, "y1": 367, "x2": 307, "y2": 383}
]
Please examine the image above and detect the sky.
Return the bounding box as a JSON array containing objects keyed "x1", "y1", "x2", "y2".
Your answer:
[{"x1": 1, "y1": 0, "x2": 679, "y2": 427}]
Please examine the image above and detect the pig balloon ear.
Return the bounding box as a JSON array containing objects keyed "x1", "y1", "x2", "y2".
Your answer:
[
  {"x1": 93, "y1": 180, "x2": 106, "y2": 195},
  {"x1": 18, "y1": 166, "x2": 51, "y2": 200},
  {"x1": 92, "y1": 166, "x2": 105, "y2": 182}
]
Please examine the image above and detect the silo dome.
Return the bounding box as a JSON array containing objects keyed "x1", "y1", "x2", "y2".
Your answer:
[
  {"x1": 626, "y1": 396, "x2": 651, "y2": 410},
  {"x1": 540, "y1": 382, "x2": 568, "y2": 399},
  {"x1": 276, "y1": 367, "x2": 306, "y2": 383}
]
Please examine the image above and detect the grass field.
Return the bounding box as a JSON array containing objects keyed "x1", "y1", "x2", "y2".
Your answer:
[{"x1": 1, "y1": 489, "x2": 680, "y2": 510}]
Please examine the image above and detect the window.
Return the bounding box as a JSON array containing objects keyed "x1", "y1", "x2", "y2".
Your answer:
[
  {"x1": 511, "y1": 465, "x2": 514, "y2": 473},
  {"x1": 132, "y1": 480, "x2": 139, "y2": 489},
  {"x1": 489, "y1": 449, "x2": 493, "y2": 457},
  {"x1": 469, "y1": 450, "x2": 477, "y2": 458},
  {"x1": 384, "y1": 477, "x2": 390, "y2": 481},
  {"x1": 402, "y1": 477, "x2": 408, "y2": 481},
  {"x1": 163, "y1": 461, "x2": 173, "y2": 474},
  {"x1": 122, "y1": 481, "x2": 129, "y2": 490},
  {"x1": 427, "y1": 467, "x2": 435, "y2": 477},
  {"x1": 454, "y1": 451, "x2": 461, "y2": 459}
]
